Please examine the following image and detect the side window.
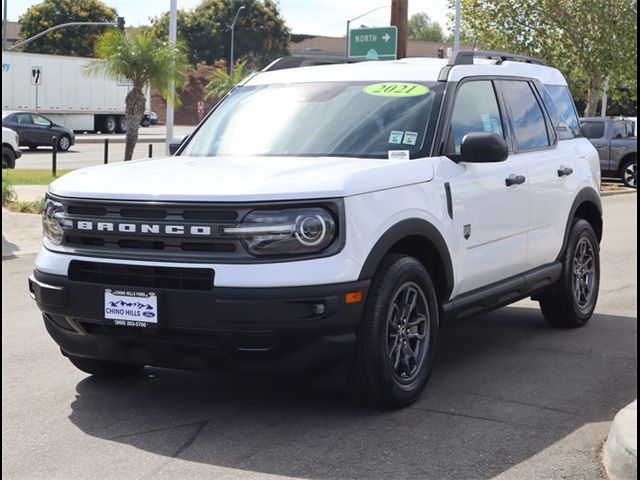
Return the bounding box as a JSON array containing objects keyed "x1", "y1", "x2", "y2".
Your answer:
[
  {"x1": 545, "y1": 85, "x2": 581, "y2": 138},
  {"x1": 580, "y1": 122, "x2": 605, "y2": 139},
  {"x1": 447, "y1": 80, "x2": 504, "y2": 154},
  {"x1": 612, "y1": 122, "x2": 627, "y2": 139},
  {"x1": 15, "y1": 114, "x2": 33, "y2": 124},
  {"x1": 31, "y1": 114, "x2": 52, "y2": 126},
  {"x1": 500, "y1": 81, "x2": 550, "y2": 151}
]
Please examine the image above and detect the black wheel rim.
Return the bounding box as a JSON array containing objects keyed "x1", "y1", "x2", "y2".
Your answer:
[
  {"x1": 573, "y1": 238, "x2": 596, "y2": 308},
  {"x1": 624, "y1": 162, "x2": 637, "y2": 188},
  {"x1": 386, "y1": 282, "x2": 430, "y2": 383}
]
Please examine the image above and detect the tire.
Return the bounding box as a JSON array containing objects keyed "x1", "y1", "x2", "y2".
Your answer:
[
  {"x1": 116, "y1": 116, "x2": 127, "y2": 133},
  {"x1": 141, "y1": 118, "x2": 150, "y2": 128},
  {"x1": 57, "y1": 135, "x2": 71, "y2": 152},
  {"x1": 2, "y1": 146, "x2": 15, "y2": 169},
  {"x1": 66, "y1": 353, "x2": 143, "y2": 377},
  {"x1": 538, "y1": 219, "x2": 600, "y2": 328},
  {"x1": 620, "y1": 156, "x2": 637, "y2": 189},
  {"x1": 349, "y1": 254, "x2": 439, "y2": 409},
  {"x1": 102, "y1": 115, "x2": 117, "y2": 134}
]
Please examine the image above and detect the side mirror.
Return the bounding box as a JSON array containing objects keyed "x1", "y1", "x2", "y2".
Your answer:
[
  {"x1": 459, "y1": 132, "x2": 509, "y2": 163},
  {"x1": 168, "y1": 134, "x2": 189, "y2": 155}
]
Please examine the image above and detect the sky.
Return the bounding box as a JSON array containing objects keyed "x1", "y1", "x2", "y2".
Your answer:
[{"x1": 4, "y1": 0, "x2": 453, "y2": 36}]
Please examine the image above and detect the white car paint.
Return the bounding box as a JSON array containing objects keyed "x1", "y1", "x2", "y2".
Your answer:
[
  {"x1": 37, "y1": 56, "x2": 601, "y2": 300},
  {"x1": 2, "y1": 126, "x2": 19, "y2": 151}
]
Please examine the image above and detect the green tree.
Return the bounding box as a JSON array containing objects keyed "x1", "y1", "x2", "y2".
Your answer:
[
  {"x1": 451, "y1": 0, "x2": 637, "y2": 116},
  {"x1": 86, "y1": 30, "x2": 191, "y2": 160},
  {"x1": 17, "y1": 0, "x2": 117, "y2": 57},
  {"x1": 204, "y1": 60, "x2": 252, "y2": 101},
  {"x1": 148, "y1": 0, "x2": 290, "y2": 67},
  {"x1": 408, "y1": 12, "x2": 445, "y2": 42}
]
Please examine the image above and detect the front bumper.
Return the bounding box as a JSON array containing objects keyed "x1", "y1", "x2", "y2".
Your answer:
[{"x1": 29, "y1": 270, "x2": 369, "y2": 374}]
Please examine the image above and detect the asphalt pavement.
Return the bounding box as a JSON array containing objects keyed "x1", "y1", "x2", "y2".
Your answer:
[{"x1": 2, "y1": 193, "x2": 637, "y2": 480}]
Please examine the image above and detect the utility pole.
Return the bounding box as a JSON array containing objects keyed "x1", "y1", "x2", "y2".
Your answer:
[
  {"x1": 2, "y1": 0, "x2": 8, "y2": 50},
  {"x1": 454, "y1": 0, "x2": 461, "y2": 50},
  {"x1": 165, "y1": 0, "x2": 177, "y2": 155},
  {"x1": 390, "y1": 0, "x2": 408, "y2": 59},
  {"x1": 229, "y1": 5, "x2": 246, "y2": 75}
]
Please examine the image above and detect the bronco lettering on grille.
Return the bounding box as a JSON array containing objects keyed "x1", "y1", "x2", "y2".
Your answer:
[{"x1": 74, "y1": 221, "x2": 213, "y2": 236}]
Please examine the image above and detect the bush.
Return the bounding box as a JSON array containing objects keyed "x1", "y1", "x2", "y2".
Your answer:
[
  {"x1": 9, "y1": 197, "x2": 45, "y2": 214},
  {"x1": 2, "y1": 175, "x2": 16, "y2": 205}
]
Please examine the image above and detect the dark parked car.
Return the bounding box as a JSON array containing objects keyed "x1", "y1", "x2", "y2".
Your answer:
[
  {"x1": 580, "y1": 117, "x2": 637, "y2": 188},
  {"x1": 2, "y1": 111, "x2": 75, "y2": 151}
]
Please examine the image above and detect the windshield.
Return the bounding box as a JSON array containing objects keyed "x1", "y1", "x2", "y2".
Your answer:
[{"x1": 182, "y1": 81, "x2": 443, "y2": 159}]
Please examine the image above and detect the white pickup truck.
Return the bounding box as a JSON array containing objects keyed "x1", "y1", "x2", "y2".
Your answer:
[{"x1": 2, "y1": 126, "x2": 21, "y2": 168}]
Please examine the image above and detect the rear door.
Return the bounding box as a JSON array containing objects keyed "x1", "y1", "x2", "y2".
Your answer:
[
  {"x1": 12, "y1": 113, "x2": 37, "y2": 146},
  {"x1": 443, "y1": 79, "x2": 530, "y2": 295}
]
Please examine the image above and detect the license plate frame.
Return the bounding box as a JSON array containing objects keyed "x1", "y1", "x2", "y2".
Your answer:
[{"x1": 104, "y1": 288, "x2": 158, "y2": 328}]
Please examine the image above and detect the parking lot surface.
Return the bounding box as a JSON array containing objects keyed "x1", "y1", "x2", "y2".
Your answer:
[{"x1": 2, "y1": 194, "x2": 637, "y2": 480}]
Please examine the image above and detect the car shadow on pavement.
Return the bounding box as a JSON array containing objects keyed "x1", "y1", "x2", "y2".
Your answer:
[{"x1": 67, "y1": 306, "x2": 637, "y2": 479}]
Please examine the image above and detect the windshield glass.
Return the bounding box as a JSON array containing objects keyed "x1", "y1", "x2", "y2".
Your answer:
[{"x1": 183, "y1": 81, "x2": 443, "y2": 159}]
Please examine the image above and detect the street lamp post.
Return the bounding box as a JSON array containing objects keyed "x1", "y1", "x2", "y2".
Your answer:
[
  {"x1": 345, "y1": 5, "x2": 390, "y2": 59},
  {"x1": 229, "y1": 5, "x2": 246, "y2": 75}
]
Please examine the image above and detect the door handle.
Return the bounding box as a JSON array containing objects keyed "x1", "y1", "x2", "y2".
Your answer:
[
  {"x1": 505, "y1": 175, "x2": 526, "y2": 187},
  {"x1": 558, "y1": 167, "x2": 574, "y2": 177}
]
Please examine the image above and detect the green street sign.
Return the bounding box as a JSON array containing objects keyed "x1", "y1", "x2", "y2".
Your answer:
[{"x1": 348, "y1": 27, "x2": 398, "y2": 60}]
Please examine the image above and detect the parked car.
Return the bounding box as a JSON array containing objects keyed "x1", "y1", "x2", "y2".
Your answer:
[
  {"x1": 140, "y1": 112, "x2": 158, "y2": 127},
  {"x1": 580, "y1": 117, "x2": 637, "y2": 188},
  {"x1": 30, "y1": 51, "x2": 603, "y2": 408},
  {"x1": 625, "y1": 117, "x2": 637, "y2": 137},
  {"x1": 2, "y1": 126, "x2": 22, "y2": 168},
  {"x1": 2, "y1": 111, "x2": 75, "y2": 151}
]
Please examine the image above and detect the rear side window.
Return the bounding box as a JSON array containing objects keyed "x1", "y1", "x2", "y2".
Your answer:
[
  {"x1": 581, "y1": 122, "x2": 605, "y2": 139},
  {"x1": 544, "y1": 85, "x2": 581, "y2": 139},
  {"x1": 15, "y1": 113, "x2": 33, "y2": 124},
  {"x1": 500, "y1": 81, "x2": 551, "y2": 151},
  {"x1": 447, "y1": 80, "x2": 505, "y2": 154}
]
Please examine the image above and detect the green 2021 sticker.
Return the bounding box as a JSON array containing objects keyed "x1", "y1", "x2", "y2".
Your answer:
[{"x1": 364, "y1": 83, "x2": 430, "y2": 97}]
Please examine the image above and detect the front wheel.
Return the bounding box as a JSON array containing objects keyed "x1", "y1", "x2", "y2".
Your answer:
[
  {"x1": 621, "y1": 157, "x2": 637, "y2": 189},
  {"x1": 538, "y1": 219, "x2": 600, "y2": 328},
  {"x1": 2, "y1": 146, "x2": 16, "y2": 168},
  {"x1": 65, "y1": 353, "x2": 143, "y2": 377},
  {"x1": 349, "y1": 254, "x2": 439, "y2": 409},
  {"x1": 57, "y1": 135, "x2": 71, "y2": 151}
]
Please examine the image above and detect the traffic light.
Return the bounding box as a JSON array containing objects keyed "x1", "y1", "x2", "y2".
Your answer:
[{"x1": 117, "y1": 17, "x2": 125, "y2": 31}]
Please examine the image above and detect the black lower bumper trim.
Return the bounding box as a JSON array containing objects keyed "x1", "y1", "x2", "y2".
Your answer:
[{"x1": 30, "y1": 270, "x2": 370, "y2": 374}]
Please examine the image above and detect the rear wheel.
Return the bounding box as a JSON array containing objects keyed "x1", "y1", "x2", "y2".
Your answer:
[
  {"x1": 116, "y1": 115, "x2": 127, "y2": 133},
  {"x1": 65, "y1": 353, "x2": 144, "y2": 377},
  {"x1": 2, "y1": 146, "x2": 15, "y2": 168},
  {"x1": 538, "y1": 219, "x2": 600, "y2": 328},
  {"x1": 621, "y1": 157, "x2": 637, "y2": 188},
  {"x1": 349, "y1": 254, "x2": 439, "y2": 409},
  {"x1": 102, "y1": 115, "x2": 117, "y2": 134}
]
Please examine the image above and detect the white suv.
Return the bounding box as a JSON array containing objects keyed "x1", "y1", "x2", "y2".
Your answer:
[{"x1": 30, "y1": 51, "x2": 602, "y2": 408}]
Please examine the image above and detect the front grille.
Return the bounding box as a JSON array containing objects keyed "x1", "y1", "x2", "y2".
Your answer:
[
  {"x1": 57, "y1": 198, "x2": 248, "y2": 261},
  {"x1": 69, "y1": 261, "x2": 214, "y2": 291}
]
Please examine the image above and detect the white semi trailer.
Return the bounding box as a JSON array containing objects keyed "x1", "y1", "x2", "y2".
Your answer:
[{"x1": 1, "y1": 51, "x2": 149, "y2": 133}]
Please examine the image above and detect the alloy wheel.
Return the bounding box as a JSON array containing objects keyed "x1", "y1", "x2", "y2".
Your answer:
[
  {"x1": 572, "y1": 238, "x2": 596, "y2": 308},
  {"x1": 624, "y1": 162, "x2": 637, "y2": 188}
]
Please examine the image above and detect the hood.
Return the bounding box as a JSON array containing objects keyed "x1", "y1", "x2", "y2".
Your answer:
[{"x1": 49, "y1": 155, "x2": 436, "y2": 202}]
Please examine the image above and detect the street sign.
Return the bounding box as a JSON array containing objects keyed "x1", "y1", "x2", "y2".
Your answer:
[
  {"x1": 348, "y1": 27, "x2": 398, "y2": 60},
  {"x1": 31, "y1": 66, "x2": 42, "y2": 85}
]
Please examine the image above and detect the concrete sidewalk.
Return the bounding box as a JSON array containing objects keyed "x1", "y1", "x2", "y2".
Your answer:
[
  {"x1": 604, "y1": 401, "x2": 637, "y2": 480},
  {"x1": 1, "y1": 208, "x2": 42, "y2": 258},
  {"x1": 12, "y1": 185, "x2": 49, "y2": 203}
]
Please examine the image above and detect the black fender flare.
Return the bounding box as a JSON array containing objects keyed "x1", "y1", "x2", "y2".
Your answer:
[
  {"x1": 357, "y1": 218, "x2": 455, "y2": 300},
  {"x1": 558, "y1": 187, "x2": 603, "y2": 258}
]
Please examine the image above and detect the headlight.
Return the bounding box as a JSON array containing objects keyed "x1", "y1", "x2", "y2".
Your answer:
[
  {"x1": 42, "y1": 197, "x2": 67, "y2": 245},
  {"x1": 221, "y1": 208, "x2": 337, "y2": 256}
]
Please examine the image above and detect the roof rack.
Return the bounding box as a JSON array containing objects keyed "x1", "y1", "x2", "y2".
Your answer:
[
  {"x1": 263, "y1": 55, "x2": 365, "y2": 72},
  {"x1": 447, "y1": 50, "x2": 547, "y2": 66}
]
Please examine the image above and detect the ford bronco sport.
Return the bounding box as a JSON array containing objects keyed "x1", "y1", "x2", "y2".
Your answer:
[{"x1": 30, "y1": 51, "x2": 603, "y2": 408}]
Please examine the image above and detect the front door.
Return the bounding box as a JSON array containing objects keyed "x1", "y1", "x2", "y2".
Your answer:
[{"x1": 444, "y1": 79, "x2": 530, "y2": 296}]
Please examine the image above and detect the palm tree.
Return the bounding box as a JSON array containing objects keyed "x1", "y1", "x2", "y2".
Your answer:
[
  {"x1": 86, "y1": 30, "x2": 190, "y2": 160},
  {"x1": 205, "y1": 60, "x2": 251, "y2": 101}
]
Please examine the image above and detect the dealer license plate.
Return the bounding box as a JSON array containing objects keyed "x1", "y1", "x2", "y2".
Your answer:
[{"x1": 104, "y1": 289, "x2": 158, "y2": 327}]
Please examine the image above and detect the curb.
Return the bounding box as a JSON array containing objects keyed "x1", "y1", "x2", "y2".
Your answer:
[
  {"x1": 601, "y1": 189, "x2": 637, "y2": 197},
  {"x1": 75, "y1": 136, "x2": 166, "y2": 145},
  {"x1": 603, "y1": 400, "x2": 637, "y2": 480}
]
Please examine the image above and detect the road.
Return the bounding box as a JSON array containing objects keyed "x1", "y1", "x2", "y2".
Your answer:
[
  {"x1": 2, "y1": 193, "x2": 637, "y2": 480},
  {"x1": 13, "y1": 125, "x2": 194, "y2": 169}
]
